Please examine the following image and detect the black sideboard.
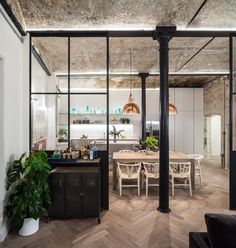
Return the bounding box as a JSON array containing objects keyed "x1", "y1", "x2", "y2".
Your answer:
[
  {"x1": 48, "y1": 162, "x2": 101, "y2": 223},
  {"x1": 48, "y1": 150, "x2": 109, "y2": 211}
]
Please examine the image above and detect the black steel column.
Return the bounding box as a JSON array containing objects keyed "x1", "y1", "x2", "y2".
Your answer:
[
  {"x1": 154, "y1": 25, "x2": 176, "y2": 213},
  {"x1": 139, "y1": 73, "x2": 149, "y2": 140}
]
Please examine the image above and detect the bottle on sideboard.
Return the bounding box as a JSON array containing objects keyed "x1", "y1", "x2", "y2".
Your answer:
[{"x1": 89, "y1": 149, "x2": 94, "y2": 160}]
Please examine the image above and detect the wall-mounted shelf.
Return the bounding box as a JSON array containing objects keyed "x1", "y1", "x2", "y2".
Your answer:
[
  {"x1": 70, "y1": 124, "x2": 133, "y2": 126},
  {"x1": 60, "y1": 113, "x2": 139, "y2": 116}
]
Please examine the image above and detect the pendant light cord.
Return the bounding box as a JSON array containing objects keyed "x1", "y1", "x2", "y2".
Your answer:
[{"x1": 129, "y1": 48, "x2": 132, "y2": 96}]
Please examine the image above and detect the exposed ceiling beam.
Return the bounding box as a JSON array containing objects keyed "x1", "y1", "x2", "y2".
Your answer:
[
  {"x1": 31, "y1": 46, "x2": 51, "y2": 76},
  {"x1": 55, "y1": 71, "x2": 229, "y2": 78},
  {"x1": 29, "y1": 30, "x2": 235, "y2": 38},
  {"x1": 0, "y1": 0, "x2": 26, "y2": 36},
  {"x1": 202, "y1": 75, "x2": 225, "y2": 87},
  {"x1": 176, "y1": 37, "x2": 215, "y2": 72},
  {"x1": 187, "y1": 0, "x2": 208, "y2": 27}
]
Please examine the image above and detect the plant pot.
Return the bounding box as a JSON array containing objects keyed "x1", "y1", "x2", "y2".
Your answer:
[
  {"x1": 19, "y1": 218, "x2": 39, "y2": 236},
  {"x1": 146, "y1": 147, "x2": 153, "y2": 155}
]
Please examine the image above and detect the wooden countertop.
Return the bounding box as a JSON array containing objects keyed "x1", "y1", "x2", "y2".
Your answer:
[{"x1": 51, "y1": 166, "x2": 99, "y2": 173}]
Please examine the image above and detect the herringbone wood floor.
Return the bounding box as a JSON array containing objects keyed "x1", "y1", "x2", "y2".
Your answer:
[{"x1": 2, "y1": 158, "x2": 232, "y2": 248}]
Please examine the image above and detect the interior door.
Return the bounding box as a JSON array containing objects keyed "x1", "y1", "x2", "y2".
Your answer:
[
  {"x1": 65, "y1": 173, "x2": 82, "y2": 218},
  {"x1": 82, "y1": 173, "x2": 99, "y2": 217},
  {"x1": 49, "y1": 173, "x2": 65, "y2": 218},
  {"x1": 230, "y1": 35, "x2": 236, "y2": 209}
]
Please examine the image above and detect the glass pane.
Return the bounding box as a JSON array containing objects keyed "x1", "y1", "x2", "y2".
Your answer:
[
  {"x1": 70, "y1": 95, "x2": 107, "y2": 150},
  {"x1": 109, "y1": 75, "x2": 142, "y2": 156},
  {"x1": 31, "y1": 94, "x2": 68, "y2": 151},
  {"x1": 110, "y1": 37, "x2": 158, "y2": 74},
  {"x1": 233, "y1": 37, "x2": 236, "y2": 150},
  {"x1": 233, "y1": 37, "x2": 236, "y2": 94},
  {"x1": 31, "y1": 37, "x2": 68, "y2": 93},
  {"x1": 70, "y1": 38, "x2": 107, "y2": 93}
]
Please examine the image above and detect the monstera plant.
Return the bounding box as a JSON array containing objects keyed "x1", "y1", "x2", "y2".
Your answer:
[{"x1": 6, "y1": 151, "x2": 51, "y2": 236}]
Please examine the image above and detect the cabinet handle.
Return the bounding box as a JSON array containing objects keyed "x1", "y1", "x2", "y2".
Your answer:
[{"x1": 59, "y1": 180, "x2": 62, "y2": 187}]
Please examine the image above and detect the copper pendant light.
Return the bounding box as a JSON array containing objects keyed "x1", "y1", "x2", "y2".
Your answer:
[
  {"x1": 123, "y1": 49, "x2": 140, "y2": 114},
  {"x1": 169, "y1": 103, "x2": 177, "y2": 115},
  {"x1": 123, "y1": 92, "x2": 140, "y2": 114}
]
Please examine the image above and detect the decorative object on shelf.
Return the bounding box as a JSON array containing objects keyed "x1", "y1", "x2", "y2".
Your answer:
[
  {"x1": 70, "y1": 107, "x2": 78, "y2": 114},
  {"x1": 80, "y1": 134, "x2": 89, "y2": 148},
  {"x1": 110, "y1": 117, "x2": 118, "y2": 124},
  {"x1": 143, "y1": 136, "x2": 159, "y2": 155},
  {"x1": 120, "y1": 117, "x2": 131, "y2": 124},
  {"x1": 82, "y1": 117, "x2": 90, "y2": 124},
  {"x1": 123, "y1": 49, "x2": 140, "y2": 114},
  {"x1": 51, "y1": 150, "x2": 61, "y2": 159},
  {"x1": 58, "y1": 128, "x2": 68, "y2": 142},
  {"x1": 6, "y1": 151, "x2": 51, "y2": 236},
  {"x1": 169, "y1": 103, "x2": 177, "y2": 115},
  {"x1": 109, "y1": 125, "x2": 124, "y2": 143}
]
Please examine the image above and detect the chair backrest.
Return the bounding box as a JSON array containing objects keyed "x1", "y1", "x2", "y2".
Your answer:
[
  {"x1": 188, "y1": 154, "x2": 203, "y2": 162},
  {"x1": 143, "y1": 162, "x2": 159, "y2": 177},
  {"x1": 117, "y1": 162, "x2": 141, "y2": 179},
  {"x1": 137, "y1": 150, "x2": 146, "y2": 153},
  {"x1": 169, "y1": 162, "x2": 191, "y2": 176},
  {"x1": 118, "y1": 150, "x2": 135, "y2": 153}
]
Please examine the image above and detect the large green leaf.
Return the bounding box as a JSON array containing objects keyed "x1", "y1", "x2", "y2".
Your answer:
[{"x1": 6, "y1": 151, "x2": 51, "y2": 229}]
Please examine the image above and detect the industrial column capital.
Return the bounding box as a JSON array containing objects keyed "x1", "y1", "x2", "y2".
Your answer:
[
  {"x1": 154, "y1": 25, "x2": 176, "y2": 213},
  {"x1": 139, "y1": 73, "x2": 149, "y2": 140}
]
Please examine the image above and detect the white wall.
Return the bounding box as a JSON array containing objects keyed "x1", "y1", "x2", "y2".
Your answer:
[
  {"x1": 169, "y1": 88, "x2": 204, "y2": 154},
  {"x1": 210, "y1": 115, "x2": 221, "y2": 156},
  {"x1": 0, "y1": 7, "x2": 29, "y2": 241}
]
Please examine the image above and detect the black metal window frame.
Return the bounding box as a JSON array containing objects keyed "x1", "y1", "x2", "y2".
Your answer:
[
  {"x1": 29, "y1": 33, "x2": 109, "y2": 152},
  {"x1": 29, "y1": 30, "x2": 234, "y2": 211}
]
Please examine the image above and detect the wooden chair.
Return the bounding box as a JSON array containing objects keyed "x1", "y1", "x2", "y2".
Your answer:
[
  {"x1": 188, "y1": 154, "x2": 204, "y2": 185},
  {"x1": 142, "y1": 162, "x2": 159, "y2": 197},
  {"x1": 117, "y1": 162, "x2": 142, "y2": 196},
  {"x1": 169, "y1": 162, "x2": 192, "y2": 197}
]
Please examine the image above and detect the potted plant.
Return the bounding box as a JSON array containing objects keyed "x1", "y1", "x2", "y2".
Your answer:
[
  {"x1": 6, "y1": 151, "x2": 51, "y2": 236},
  {"x1": 143, "y1": 136, "x2": 159, "y2": 155},
  {"x1": 109, "y1": 125, "x2": 124, "y2": 143},
  {"x1": 57, "y1": 128, "x2": 68, "y2": 142}
]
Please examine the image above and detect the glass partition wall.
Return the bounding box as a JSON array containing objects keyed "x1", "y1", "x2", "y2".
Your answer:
[{"x1": 30, "y1": 36, "x2": 108, "y2": 152}]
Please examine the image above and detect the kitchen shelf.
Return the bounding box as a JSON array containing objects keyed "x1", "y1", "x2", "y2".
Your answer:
[
  {"x1": 70, "y1": 124, "x2": 133, "y2": 126},
  {"x1": 60, "y1": 113, "x2": 139, "y2": 116}
]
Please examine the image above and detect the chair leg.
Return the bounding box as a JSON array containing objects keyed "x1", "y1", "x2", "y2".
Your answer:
[
  {"x1": 142, "y1": 172, "x2": 144, "y2": 189},
  {"x1": 189, "y1": 177, "x2": 192, "y2": 197},
  {"x1": 119, "y1": 179, "x2": 122, "y2": 196},
  {"x1": 138, "y1": 177, "x2": 140, "y2": 196},
  {"x1": 199, "y1": 164, "x2": 203, "y2": 185},
  {"x1": 184, "y1": 179, "x2": 187, "y2": 189},
  {"x1": 172, "y1": 176, "x2": 174, "y2": 197},
  {"x1": 146, "y1": 178, "x2": 148, "y2": 197}
]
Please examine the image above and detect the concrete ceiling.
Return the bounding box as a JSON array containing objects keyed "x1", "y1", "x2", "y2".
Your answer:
[
  {"x1": 32, "y1": 36, "x2": 229, "y2": 83},
  {"x1": 57, "y1": 75, "x2": 221, "y2": 89},
  {"x1": 6, "y1": 0, "x2": 232, "y2": 87},
  {"x1": 6, "y1": 0, "x2": 236, "y2": 31}
]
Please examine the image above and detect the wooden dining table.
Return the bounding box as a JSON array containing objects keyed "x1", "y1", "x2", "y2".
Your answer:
[{"x1": 112, "y1": 151, "x2": 196, "y2": 190}]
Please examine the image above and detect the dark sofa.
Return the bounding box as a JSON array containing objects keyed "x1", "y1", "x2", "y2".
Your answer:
[
  {"x1": 189, "y1": 232, "x2": 210, "y2": 248},
  {"x1": 189, "y1": 213, "x2": 236, "y2": 248}
]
